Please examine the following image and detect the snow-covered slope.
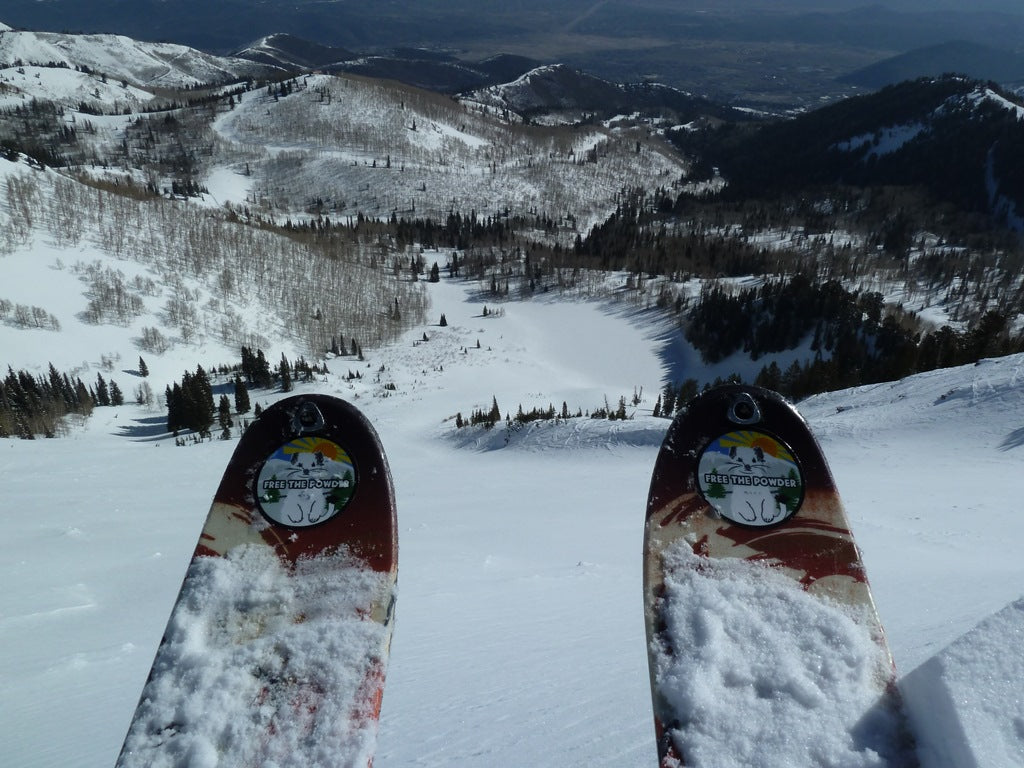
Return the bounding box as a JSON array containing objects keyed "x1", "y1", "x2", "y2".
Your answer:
[
  {"x1": 0, "y1": 26, "x2": 278, "y2": 88},
  {"x1": 3, "y1": 259, "x2": 1024, "y2": 766},
  {"x1": 212, "y1": 72, "x2": 687, "y2": 231},
  {"x1": 231, "y1": 33, "x2": 354, "y2": 71},
  {"x1": 0, "y1": 63, "x2": 155, "y2": 119}
]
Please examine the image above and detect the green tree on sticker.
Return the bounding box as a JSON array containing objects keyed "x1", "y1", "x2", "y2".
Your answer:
[
  {"x1": 326, "y1": 470, "x2": 355, "y2": 509},
  {"x1": 260, "y1": 479, "x2": 282, "y2": 505},
  {"x1": 703, "y1": 465, "x2": 728, "y2": 500},
  {"x1": 774, "y1": 469, "x2": 803, "y2": 513}
]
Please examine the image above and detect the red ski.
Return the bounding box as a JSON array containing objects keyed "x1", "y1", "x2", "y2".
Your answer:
[
  {"x1": 644, "y1": 384, "x2": 916, "y2": 767},
  {"x1": 117, "y1": 394, "x2": 397, "y2": 768}
]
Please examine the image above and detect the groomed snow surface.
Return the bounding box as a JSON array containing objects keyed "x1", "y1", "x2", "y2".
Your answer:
[{"x1": 3, "y1": 277, "x2": 1024, "y2": 767}]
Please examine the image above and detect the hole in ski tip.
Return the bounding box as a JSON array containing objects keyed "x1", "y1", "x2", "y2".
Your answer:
[
  {"x1": 728, "y1": 393, "x2": 761, "y2": 425},
  {"x1": 294, "y1": 401, "x2": 325, "y2": 433}
]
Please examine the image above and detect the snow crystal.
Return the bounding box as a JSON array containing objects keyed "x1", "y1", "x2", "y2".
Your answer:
[
  {"x1": 116, "y1": 544, "x2": 394, "y2": 768},
  {"x1": 651, "y1": 542, "x2": 912, "y2": 768}
]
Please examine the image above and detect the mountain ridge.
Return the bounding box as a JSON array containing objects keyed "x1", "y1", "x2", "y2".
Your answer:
[
  {"x1": 841, "y1": 39, "x2": 1024, "y2": 90},
  {"x1": 0, "y1": 26, "x2": 281, "y2": 88},
  {"x1": 5, "y1": 3, "x2": 1024, "y2": 108}
]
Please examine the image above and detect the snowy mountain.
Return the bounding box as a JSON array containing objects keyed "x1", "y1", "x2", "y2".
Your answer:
[
  {"x1": 0, "y1": 27, "x2": 280, "y2": 89},
  {"x1": 0, "y1": 26, "x2": 692, "y2": 237},
  {"x1": 230, "y1": 33, "x2": 355, "y2": 73},
  {"x1": 2, "y1": 113, "x2": 1024, "y2": 767},
  {"x1": 461, "y1": 63, "x2": 746, "y2": 124}
]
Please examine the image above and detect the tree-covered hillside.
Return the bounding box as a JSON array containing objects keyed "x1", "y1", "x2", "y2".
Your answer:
[{"x1": 671, "y1": 76, "x2": 1024, "y2": 221}]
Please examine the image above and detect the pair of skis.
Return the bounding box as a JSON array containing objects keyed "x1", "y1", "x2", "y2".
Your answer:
[{"x1": 116, "y1": 385, "x2": 916, "y2": 767}]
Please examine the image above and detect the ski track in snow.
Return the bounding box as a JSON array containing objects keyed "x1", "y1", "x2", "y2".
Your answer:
[{"x1": 3, "y1": 212, "x2": 1024, "y2": 765}]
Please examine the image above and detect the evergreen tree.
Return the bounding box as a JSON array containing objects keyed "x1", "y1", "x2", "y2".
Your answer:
[
  {"x1": 167, "y1": 366, "x2": 215, "y2": 435},
  {"x1": 661, "y1": 382, "x2": 676, "y2": 417},
  {"x1": 217, "y1": 394, "x2": 232, "y2": 438},
  {"x1": 677, "y1": 379, "x2": 699, "y2": 409},
  {"x1": 109, "y1": 380, "x2": 124, "y2": 406},
  {"x1": 280, "y1": 353, "x2": 292, "y2": 392},
  {"x1": 241, "y1": 347, "x2": 274, "y2": 389},
  {"x1": 167, "y1": 382, "x2": 182, "y2": 433},
  {"x1": 76, "y1": 379, "x2": 93, "y2": 415},
  {"x1": 233, "y1": 374, "x2": 251, "y2": 414},
  {"x1": 192, "y1": 366, "x2": 215, "y2": 432},
  {"x1": 614, "y1": 396, "x2": 628, "y2": 420},
  {"x1": 95, "y1": 373, "x2": 110, "y2": 406},
  {"x1": 138, "y1": 356, "x2": 149, "y2": 377}
]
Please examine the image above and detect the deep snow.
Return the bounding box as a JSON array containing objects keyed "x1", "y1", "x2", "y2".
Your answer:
[{"x1": 3, "y1": 274, "x2": 1024, "y2": 767}]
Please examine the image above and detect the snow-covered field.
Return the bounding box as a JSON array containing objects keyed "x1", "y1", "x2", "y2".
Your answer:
[
  {"x1": 2, "y1": 30, "x2": 1023, "y2": 765},
  {"x1": 3, "y1": 271, "x2": 1024, "y2": 767}
]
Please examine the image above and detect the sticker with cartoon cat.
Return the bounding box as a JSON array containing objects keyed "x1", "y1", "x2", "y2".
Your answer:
[
  {"x1": 696, "y1": 430, "x2": 804, "y2": 527},
  {"x1": 256, "y1": 437, "x2": 357, "y2": 527}
]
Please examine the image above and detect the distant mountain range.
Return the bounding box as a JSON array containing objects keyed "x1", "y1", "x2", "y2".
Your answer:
[
  {"x1": 842, "y1": 40, "x2": 1024, "y2": 90},
  {"x1": 5, "y1": 1, "x2": 1024, "y2": 108},
  {"x1": 6, "y1": 21, "x2": 1024, "y2": 234},
  {"x1": 0, "y1": 26, "x2": 748, "y2": 125}
]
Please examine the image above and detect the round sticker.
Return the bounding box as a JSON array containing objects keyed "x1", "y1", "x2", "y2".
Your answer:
[
  {"x1": 696, "y1": 430, "x2": 804, "y2": 527},
  {"x1": 256, "y1": 437, "x2": 356, "y2": 527}
]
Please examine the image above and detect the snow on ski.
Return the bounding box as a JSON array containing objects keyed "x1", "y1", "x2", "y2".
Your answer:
[
  {"x1": 643, "y1": 383, "x2": 917, "y2": 767},
  {"x1": 116, "y1": 394, "x2": 397, "y2": 768}
]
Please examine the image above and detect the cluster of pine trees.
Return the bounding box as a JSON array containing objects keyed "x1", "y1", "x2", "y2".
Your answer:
[
  {"x1": 167, "y1": 347, "x2": 329, "y2": 438},
  {"x1": 454, "y1": 395, "x2": 634, "y2": 430},
  {"x1": 753, "y1": 309, "x2": 1022, "y2": 400},
  {"x1": 328, "y1": 336, "x2": 364, "y2": 359},
  {"x1": 652, "y1": 379, "x2": 700, "y2": 418},
  {"x1": 0, "y1": 364, "x2": 124, "y2": 438},
  {"x1": 682, "y1": 272, "x2": 1024, "y2": 398},
  {"x1": 239, "y1": 345, "x2": 330, "y2": 391},
  {"x1": 455, "y1": 397, "x2": 503, "y2": 429},
  {"x1": 165, "y1": 366, "x2": 216, "y2": 437},
  {"x1": 685, "y1": 273, "x2": 877, "y2": 364},
  {"x1": 166, "y1": 368, "x2": 253, "y2": 441}
]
